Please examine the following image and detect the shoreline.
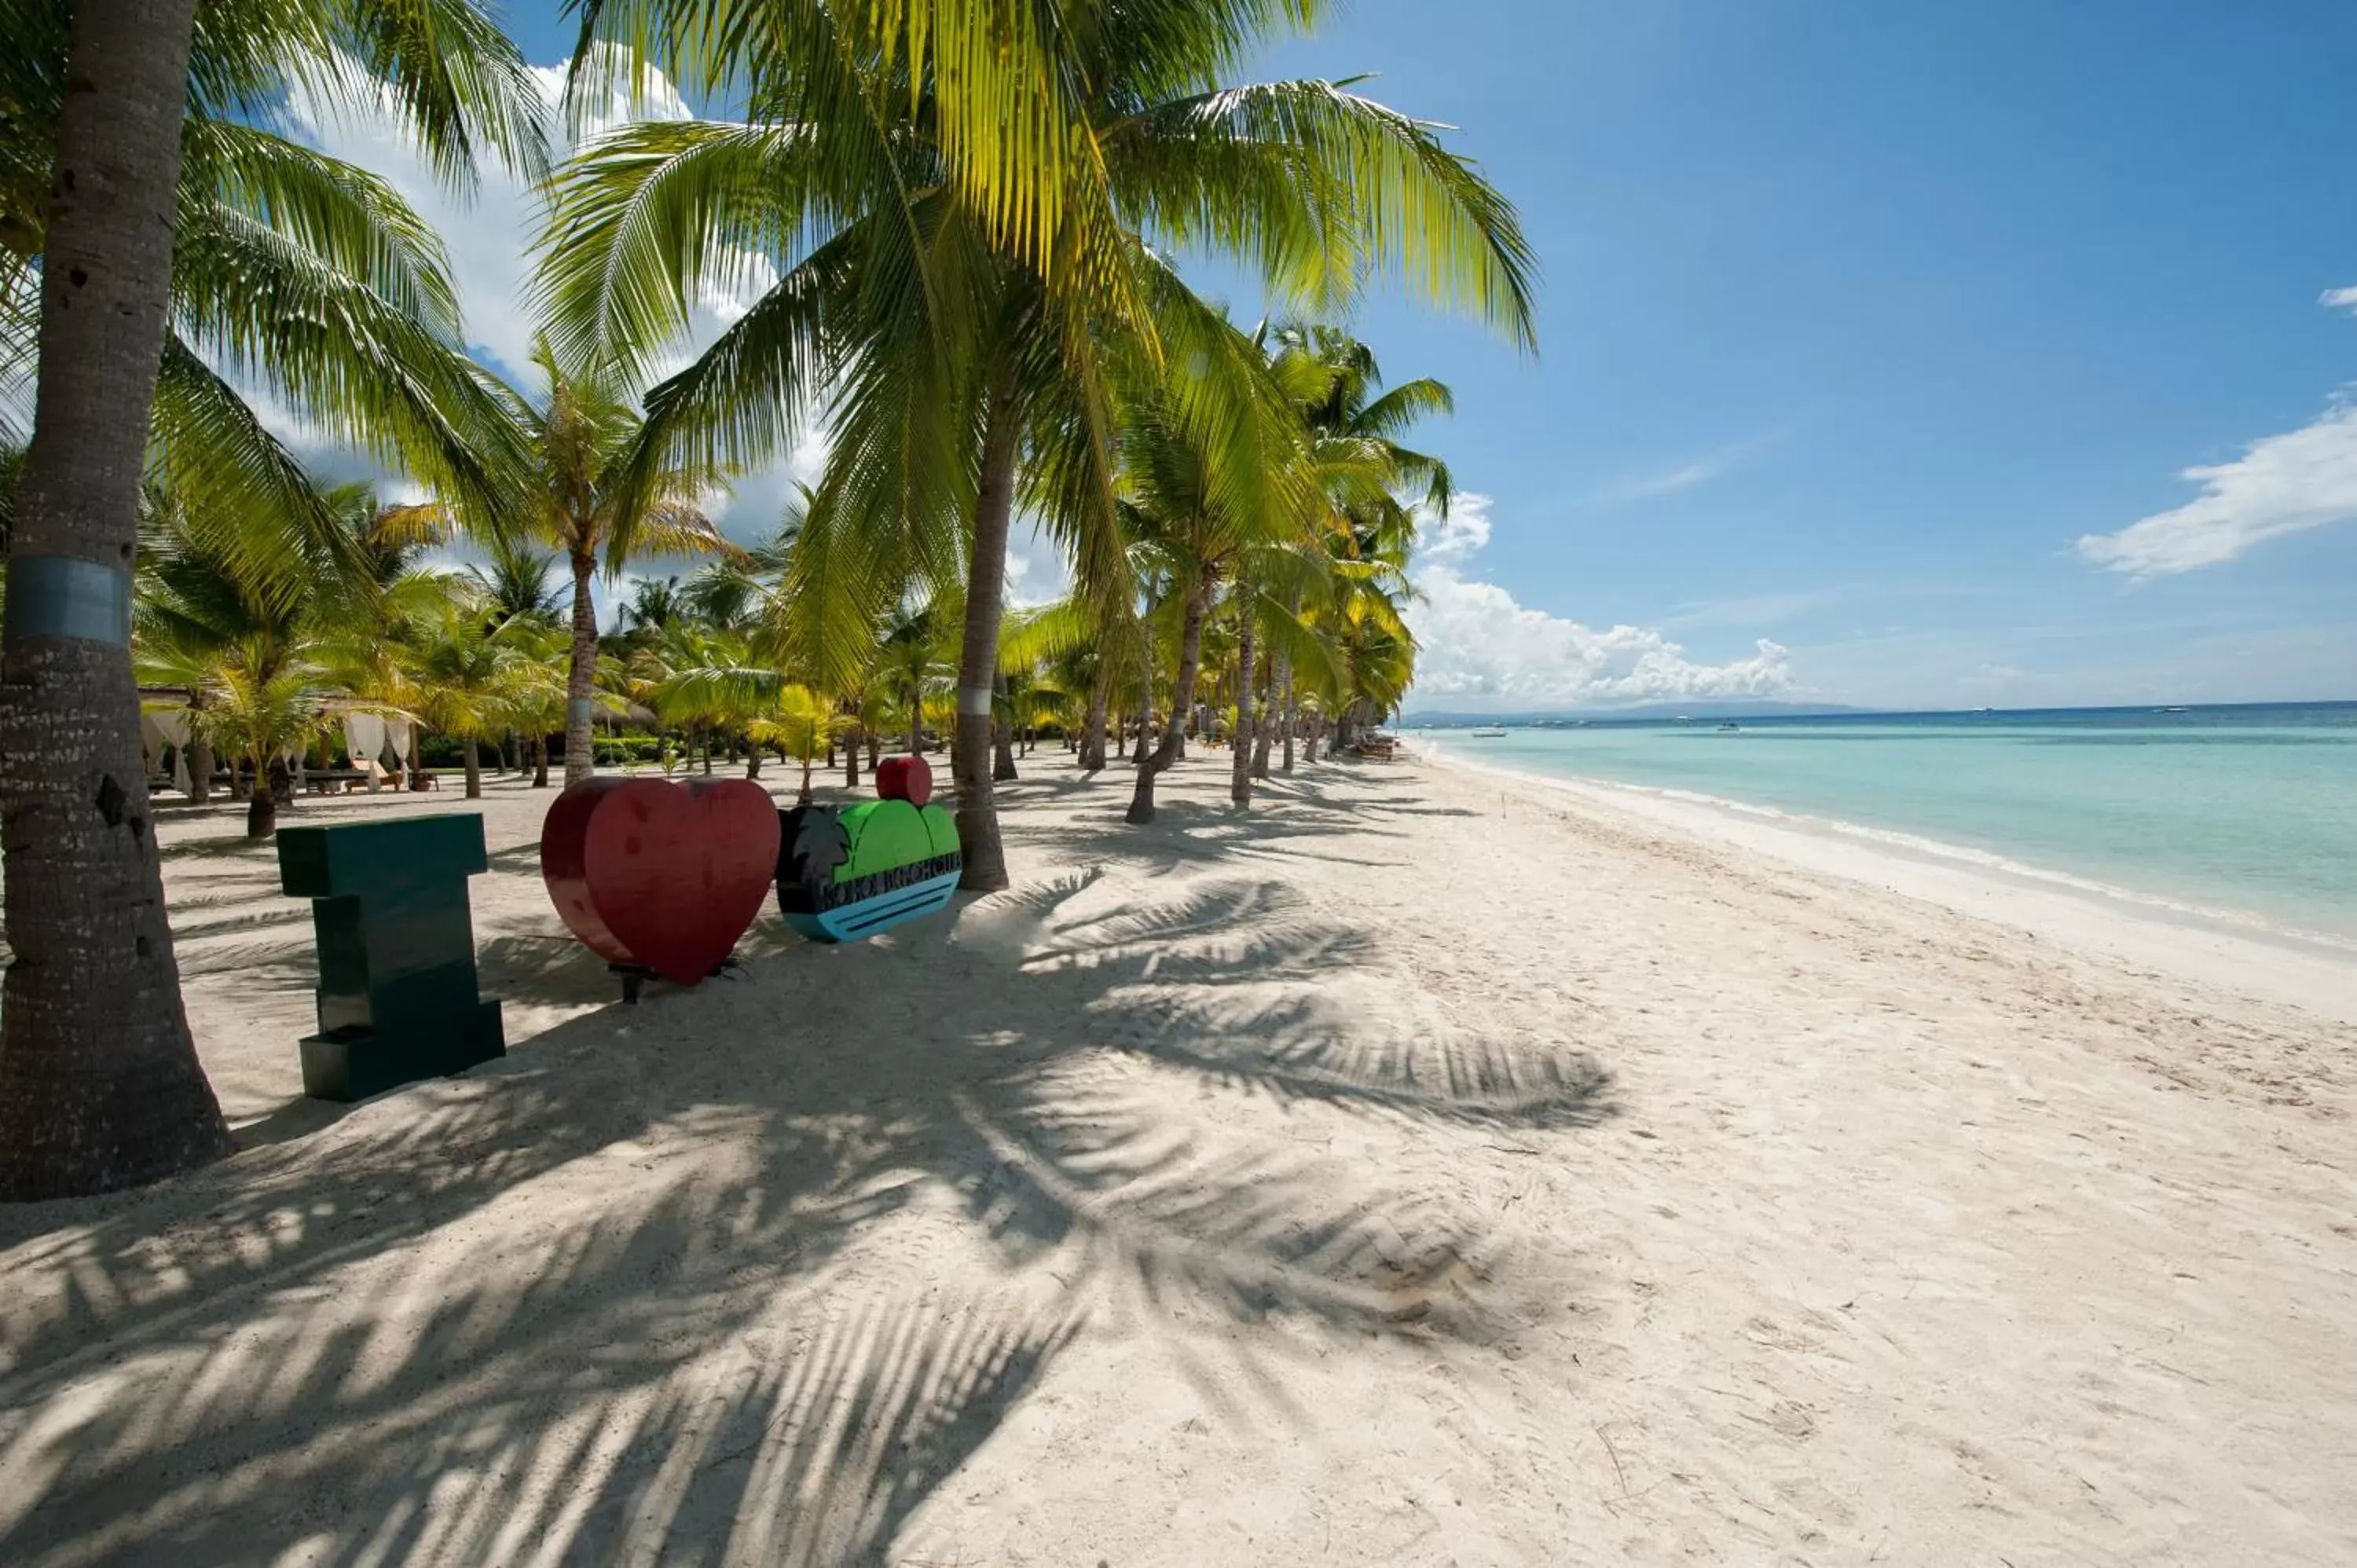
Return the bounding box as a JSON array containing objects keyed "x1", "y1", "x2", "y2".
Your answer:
[{"x1": 1414, "y1": 739, "x2": 2357, "y2": 1024}]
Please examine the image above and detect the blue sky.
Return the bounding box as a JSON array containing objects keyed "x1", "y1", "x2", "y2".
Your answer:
[{"x1": 346, "y1": 2, "x2": 2357, "y2": 709}]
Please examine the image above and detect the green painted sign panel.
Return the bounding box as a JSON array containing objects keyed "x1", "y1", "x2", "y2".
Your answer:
[{"x1": 277, "y1": 815, "x2": 504, "y2": 1101}]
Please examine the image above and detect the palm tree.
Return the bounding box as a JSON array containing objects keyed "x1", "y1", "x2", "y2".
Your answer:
[
  {"x1": 498, "y1": 342, "x2": 739, "y2": 788},
  {"x1": 635, "y1": 621, "x2": 788, "y2": 777},
  {"x1": 1266, "y1": 324, "x2": 1450, "y2": 769},
  {"x1": 0, "y1": 0, "x2": 546, "y2": 1199},
  {"x1": 618, "y1": 574, "x2": 688, "y2": 636},
  {"x1": 544, "y1": 0, "x2": 1536, "y2": 891},
  {"x1": 396, "y1": 586, "x2": 563, "y2": 799},
  {"x1": 467, "y1": 534, "x2": 564, "y2": 624},
  {"x1": 750, "y1": 686, "x2": 838, "y2": 804},
  {"x1": 1109, "y1": 332, "x2": 1339, "y2": 823},
  {"x1": 870, "y1": 599, "x2": 958, "y2": 758},
  {"x1": 0, "y1": 0, "x2": 231, "y2": 1200},
  {"x1": 134, "y1": 490, "x2": 383, "y2": 835}
]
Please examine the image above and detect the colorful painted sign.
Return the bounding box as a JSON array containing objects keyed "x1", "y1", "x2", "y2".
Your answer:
[
  {"x1": 277, "y1": 815, "x2": 504, "y2": 1101},
  {"x1": 541, "y1": 776, "x2": 781, "y2": 985},
  {"x1": 778, "y1": 754, "x2": 962, "y2": 942}
]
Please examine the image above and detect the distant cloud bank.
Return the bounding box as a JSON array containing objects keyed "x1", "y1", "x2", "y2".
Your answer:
[{"x1": 1409, "y1": 495, "x2": 1794, "y2": 709}]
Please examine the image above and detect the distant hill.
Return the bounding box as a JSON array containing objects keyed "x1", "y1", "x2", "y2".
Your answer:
[{"x1": 1402, "y1": 700, "x2": 1867, "y2": 726}]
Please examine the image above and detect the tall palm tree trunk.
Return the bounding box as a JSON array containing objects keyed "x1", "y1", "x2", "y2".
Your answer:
[
  {"x1": 906, "y1": 691, "x2": 923, "y2": 758},
  {"x1": 1080, "y1": 674, "x2": 1109, "y2": 772},
  {"x1": 1230, "y1": 613, "x2": 1258, "y2": 808},
  {"x1": 1258, "y1": 595, "x2": 1294, "y2": 779},
  {"x1": 533, "y1": 735, "x2": 550, "y2": 787},
  {"x1": 992, "y1": 672, "x2": 1018, "y2": 781},
  {"x1": 0, "y1": 0, "x2": 233, "y2": 1200},
  {"x1": 1127, "y1": 578, "x2": 1211, "y2": 825},
  {"x1": 563, "y1": 547, "x2": 599, "y2": 786},
  {"x1": 461, "y1": 738, "x2": 483, "y2": 799},
  {"x1": 953, "y1": 382, "x2": 1020, "y2": 890},
  {"x1": 186, "y1": 723, "x2": 214, "y2": 804},
  {"x1": 844, "y1": 722, "x2": 861, "y2": 789}
]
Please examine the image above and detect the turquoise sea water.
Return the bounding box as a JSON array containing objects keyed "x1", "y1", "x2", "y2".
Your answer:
[{"x1": 1413, "y1": 703, "x2": 2357, "y2": 942}]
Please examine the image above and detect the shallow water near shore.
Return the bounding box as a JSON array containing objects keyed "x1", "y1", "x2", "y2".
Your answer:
[{"x1": 1413, "y1": 702, "x2": 2357, "y2": 943}]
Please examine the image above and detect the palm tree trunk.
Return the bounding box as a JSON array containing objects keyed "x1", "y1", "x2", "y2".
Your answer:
[
  {"x1": 460, "y1": 738, "x2": 482, "y2": 799},
  {"x1": 952, "y1": 377, "x2": 1021, "y2": 890},
  {"x1": 745, "y1": 748, "x2": 763, "y2": 780},
  {"x1": 992, "y1": 672, "x2": 1018, "y2": 782},
  {"x1": 867, "y1": 731, "x2": 880, "y2": 769},
  {"x1": 186, "y1": 729, "x2": 214, "y2": 804},
  {"x1": 0, "y1": 0, "x2": 233, "y2": 1200},
  {"x1": 564, "y1": 547, "x2": 599, "y2": 786},
  {"x1": 1127, "y1": 578, "x2": 1211, "y2": 825},
  {"x1": 1081, "y1": 676, "x2": 1109, "y2": 772},
  {"x1": 533, "y1": 735, "x2": 550, "y2": 788},
  {"x1": 245, "y1": 765, "x2": 277, "y2": 841},
  {"x1": 1258, "y1": 599, "x2": 1292, "y2": 779},
  {"x1": 797, "y1": 754, "x2": 813, "y2": 804},
  {"x1": 1230, "y1": 612, "x2": 1257, "y2": 808},
  {"x1": 844, "y1": 722, "x2": 861, "y2": 789},
  {"x1": 907, "y1": 694, "x2": 922, "y2": 759}
]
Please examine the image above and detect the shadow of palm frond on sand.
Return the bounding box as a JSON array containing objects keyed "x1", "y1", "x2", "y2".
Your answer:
[{"x1": 0, "y1": 758, "x2": 1615, "y2": 1566}]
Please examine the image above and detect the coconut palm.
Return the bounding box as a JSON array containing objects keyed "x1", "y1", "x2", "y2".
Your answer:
[
  {"x1": 0, "y1": 0, "x2": 548, "y2": 1199},
  {"x1": 468, "y1": 534, "x2": 565, "y2": 624},
  {"x1": 394, "y1": 584, "x2": 565, "y2": 799},
  {"x1": 1258, "y1": 324, "x2": 1453, "y2": 773},
  {"x1": 496, "y1": 615, "x2": 574, "y2": 786},
  {"x1": 750, "y1": 685, "x2": 839, "y2": 804},
  {"x1": 134, "y1": 482, "x2": 401, "y2": 834},
  {"x1": 636, "y1": 621, "x2": 789, "y2": 776},
  {"x1": 542, "y1": 0, "x2": 1534, "y2": 892},
  {"x1": 869, "y1": 598, "x2": 958, "y2": 757},
  {"x1": 482, "y1": 341, "x2": 740, "y2": 787}
]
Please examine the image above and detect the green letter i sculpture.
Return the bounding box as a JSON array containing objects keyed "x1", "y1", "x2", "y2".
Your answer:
[{"x1": 277, "y1": 815, "x2": 505, "y2": 1101}]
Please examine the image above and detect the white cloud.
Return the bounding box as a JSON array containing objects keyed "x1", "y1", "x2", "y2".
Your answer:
[
  {"x1": 1415, "y1": 496, "x2": 1491, "y2": 560},
  {"x1": 2076, "y1": 399, "x2": 2357, "y2": 576},
  {"x1": 2320, "y1": 285, "x2": 2357, "y2": 313},
  {"x1": 1003, "y1": 518, "x2": 1072, "y2": 608},
  {"x1": 1406, "y1": 493, "x2": 1794, "y2": 710}
]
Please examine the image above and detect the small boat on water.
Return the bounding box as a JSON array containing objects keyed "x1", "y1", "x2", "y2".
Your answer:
[
  {"x1": 1468, "y1": 725, "x2": 1508, "y2": 738},
  {"x1": 1715, "y1": 722, "x2": 1740, "y2": 732}
]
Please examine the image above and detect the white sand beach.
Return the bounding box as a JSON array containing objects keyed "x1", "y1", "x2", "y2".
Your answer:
[{"x1": 3, "y1": 753, "x2": 2354, "y2": 1566}]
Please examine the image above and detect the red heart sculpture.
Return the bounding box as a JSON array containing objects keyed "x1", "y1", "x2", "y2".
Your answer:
[{"x1": 541, "y1": 777, "x2": 782, "y2": 985}]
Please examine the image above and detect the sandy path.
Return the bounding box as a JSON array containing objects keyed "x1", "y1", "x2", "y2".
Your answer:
[{"x1": 1, "y1": 754, "x2": 2351, "y2": 1565}]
